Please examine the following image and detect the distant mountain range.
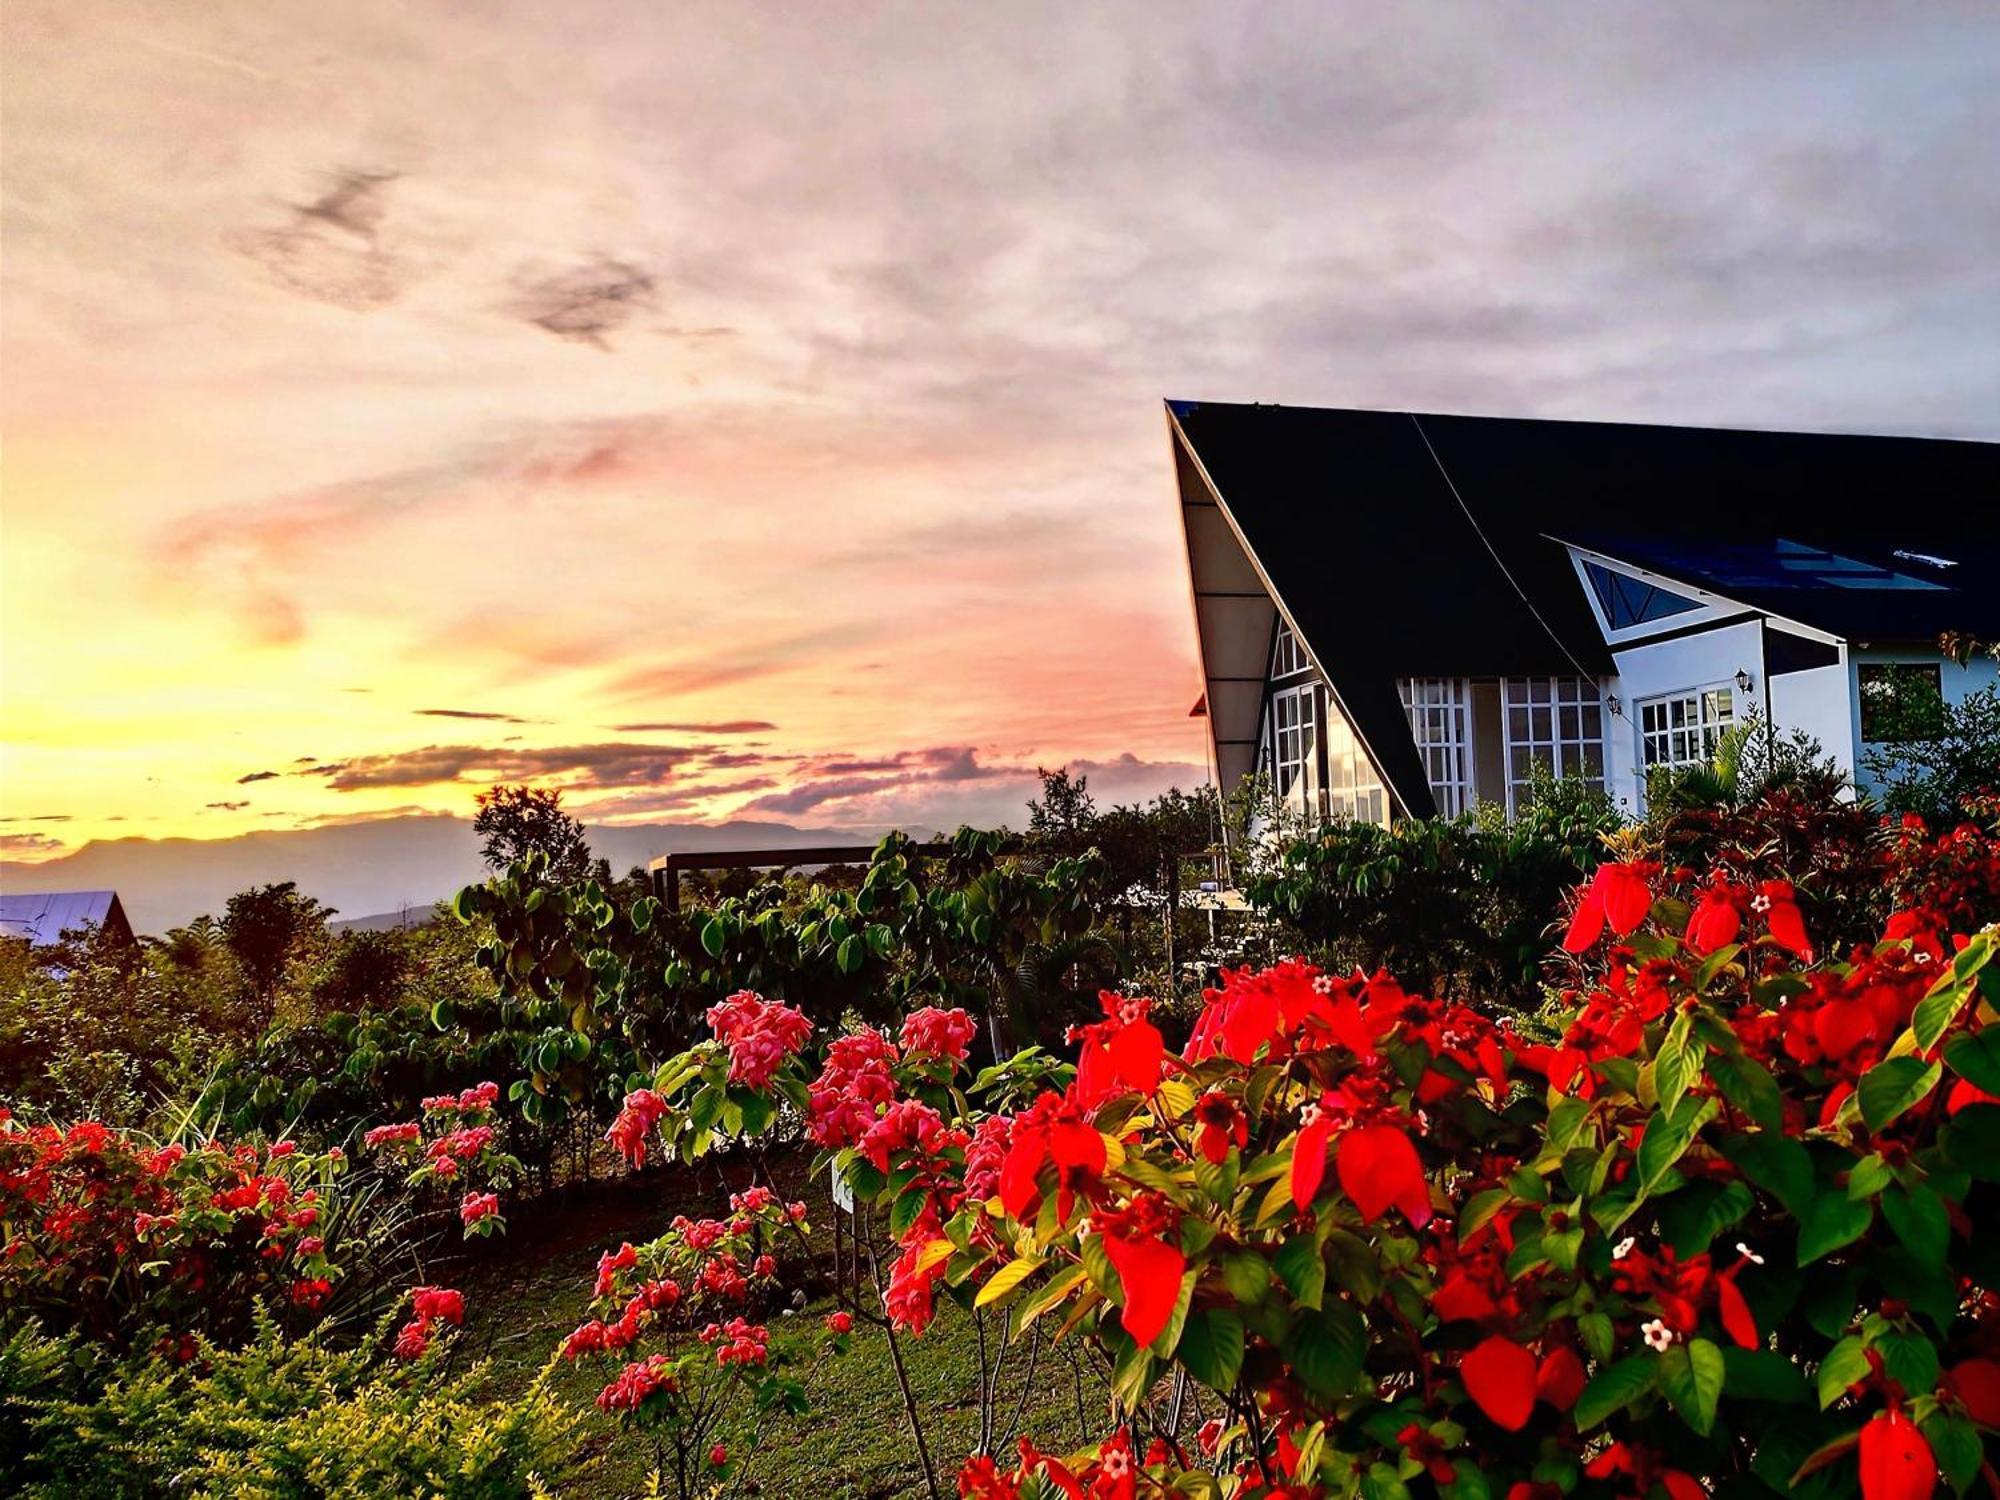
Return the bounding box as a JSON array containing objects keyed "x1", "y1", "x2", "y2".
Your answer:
[{"x1": 0, "y1": 814, "x2": 922, "y2": 933}]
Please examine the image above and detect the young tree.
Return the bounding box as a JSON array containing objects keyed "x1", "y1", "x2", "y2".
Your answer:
[
  {"x1": 474, "y1": 783, "x2": 592, "y2": 883},
  {"x1": 220, "y1": 882, "x2": 331, "y2": 1000}
]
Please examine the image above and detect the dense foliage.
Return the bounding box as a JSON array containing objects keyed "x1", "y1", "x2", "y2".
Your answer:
[{"x1": 606, "y1": 806, "x2": 2000, "y2": 1500}]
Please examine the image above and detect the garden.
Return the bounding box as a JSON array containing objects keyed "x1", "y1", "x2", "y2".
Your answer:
[{"x1": 4, "y1": 710, "x2": 2000, "y2": 1500}]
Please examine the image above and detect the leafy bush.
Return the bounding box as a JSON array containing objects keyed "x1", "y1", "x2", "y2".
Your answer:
[
  {"x1": 1865, "y1": 685, "x2": 2000, "y2": 827},
  {"x1": 4, "y1": 1308, "x2": 582, "y2": 1498},
  {"x1": 604, "y1": 806, "x2": 2000, "y2": 1500},
  {"x1": 1245, "y1": 776, "x2": 1622, "y2": 1001}
]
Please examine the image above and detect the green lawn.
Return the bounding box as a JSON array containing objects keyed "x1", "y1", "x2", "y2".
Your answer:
[{"x1": 450, "y1": 1153, "x2": 1116, "y2": 1498}]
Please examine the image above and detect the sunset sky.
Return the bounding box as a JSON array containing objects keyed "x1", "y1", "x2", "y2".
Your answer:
[{"x1": 5, "y1": 2, "x2": 1998, "y2": 858}]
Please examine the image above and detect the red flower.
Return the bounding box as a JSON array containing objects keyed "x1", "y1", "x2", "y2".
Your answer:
[
  {"x1": 825, "y1": 1310, "x2": 853, "y2": 1335},
  {"x1": 1463, "y1": 1335, "x2": 1537, "y2": 1431},
  {"x1": 1098, "y1": 1193, "x2": 1184, "y2": 1350},
  {"x1": 900, "y1": 1006, "x2": 979, "y2": 1062},
  {"x1": 1759, "y1": 880, "x2": 1813, "y2": 959},
  {"x1": 1858, "y1": 1410, "x2": 1935, "y2": 1500},
  {"x1": 1535, "y1": 1345, "x2": 1586, "y2": 1411},
  {"x1": 1686, "y1": 885, "x2": 1742, "y2": 955},
  {"x1": 1948, "y1": 1358, "x2": 2000, "y2": 1426},
  {"x1": 606, "y1": 1089, "x2": 669, "y2": 1167},
  {"x1": 1192, "y1": 1091, "x2": 1248, "y2": 1165},
  {"x1": 709, "y1": 1444, "x2": 728, "y2": 1467},
  {"x1": 1564, "y1": 862, "x2": 1656, "y2": 952},
  {"x1": 1716, "y1": 1275, "x2": 1758, "y2": 1349},
  {"x1": 459, "y1": 1191, "x2": 500, "y2": 1226},
  {"x1": 412, "y1": 1285, "x2": 464, "y2": 1326},
  {"x1": 1291, "y1": 1108, "x2": 1332, "y2": 1212},
  {"x1": 1335, "y1": 1125, "x2": 1430, "y2": 1227}
]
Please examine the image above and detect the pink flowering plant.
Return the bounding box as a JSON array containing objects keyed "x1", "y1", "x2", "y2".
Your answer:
[
  {"x1": 360, "y1": 1079, "x2": 522, "y2": 1238},
  {"x1": 552, "y1": 1183, "x2": 840, "y2": 1496}
]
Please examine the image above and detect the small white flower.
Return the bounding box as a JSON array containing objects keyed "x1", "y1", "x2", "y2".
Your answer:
[
  {"x1": 1750, "y1": 893, "x2": 1773, "y2": 913},
  {"x1": 1311, "y1": 974, "x2": 1335, "y2": 995},
  {"x1": 1441, "y1": 1027, "x2": 1467, "y2": 1047},
  {"x1": 1299, "y1": 1101, "x2": 1323, "y2": 1128},
  {"x1": 1100, "y1": 1449, "x2": 1131, "y2": 1478},
  {"x1": 1915, "y1": 949, "x2": 1935, "y2": 965},
  {"x1": 1116, "y1": 997, "x2": 1146, "y2": 1025},
  {"x1": 1735, "y1": 1241, "x2": 1766, "y2": 1265},
  {"x1": 1642, "y1": 1318, "x2": 1676, "y2": 1352},
  {"x1": 1613, "y1": 1237, "x2": 1637, "y2": 1260}
]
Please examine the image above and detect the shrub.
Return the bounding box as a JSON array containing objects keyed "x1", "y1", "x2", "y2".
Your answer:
[
  {"x1": 0, "y1": 1114, "x2": 347, "y2": 1352},
  {"x1": 4, "y1": 1308, "x2": 582, "y2": 1498},
  {"x1": 611, "y1": 810, "x2": 2000, "y2": 1500},
  {"x1": 1865, "y1": 686, "x2": 2000, "y2": 827}
]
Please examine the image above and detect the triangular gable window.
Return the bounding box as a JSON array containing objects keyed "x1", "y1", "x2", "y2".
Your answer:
[{"x1": 1583, "y1": 561, "x2": 1703, "y2": 630}]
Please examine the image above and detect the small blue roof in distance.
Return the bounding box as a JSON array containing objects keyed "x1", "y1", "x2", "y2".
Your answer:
[
  {"x1": 0, "y1": 890, "x2": 119, "y2": 945},
  {"x1": 1166, "y1": 399, "x2": 1202, "y2": 419}
]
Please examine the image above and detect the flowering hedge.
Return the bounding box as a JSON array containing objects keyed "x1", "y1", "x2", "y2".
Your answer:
[
  {"x1": 604, "y1": 812, "x2": 2000, "y2": 1500},
  {"x1": 0, "y1": 1113, "x2": 347, "y2": 1352}
]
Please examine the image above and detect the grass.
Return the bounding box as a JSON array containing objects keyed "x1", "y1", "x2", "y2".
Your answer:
[{"x1": 446, "y1": 1149, "x2": 1115, "y2": 1499}]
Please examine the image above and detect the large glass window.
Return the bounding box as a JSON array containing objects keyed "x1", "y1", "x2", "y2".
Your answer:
[
  {"x1": 1503, "y1": 677, "x2": 1605, "y2": 814},
  {"x1": 1639, "y1": 687, "x2": 1734, "y2": 769},
  {"x1": 1399, "y1": 677, "x2": 1475, "y2": 817},
  {"x1": 1271, "y1": 683, "x2": 1316, "y2": 797},
  {"x1": 1858, "y1": 662, "x2": 1945, "y2": 743},
  {"x1": 1323, "y1": 705, "x2": 1387, "y2": 824}
]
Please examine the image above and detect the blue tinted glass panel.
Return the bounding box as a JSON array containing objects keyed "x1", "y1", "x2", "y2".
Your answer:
[{"x1": 1584, "y1": 562, "x2": 1704, "y2": 630}]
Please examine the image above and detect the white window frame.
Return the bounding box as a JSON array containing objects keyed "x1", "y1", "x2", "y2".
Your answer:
[
  {"x1": 1502, "y1": 676, "x2": 1606, "y2": 816},
  {"x1": 1399, "y1": 677, "x2": 1476, "y2": 817},
  {"x1": 1638, "y1": 685, "x2": 1735, "y2": 771},
  {"x1": 1271, "y1": 683, "x2": 1317, "y2": 797},
  {"x1": 1271, "y1": 621, "x2": 1309, "y2": 678}
]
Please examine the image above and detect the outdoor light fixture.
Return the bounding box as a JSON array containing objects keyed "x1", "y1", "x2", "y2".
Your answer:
[
  {"x1": 1736, "y1": 670, "x2": 1755, "y2": 694},
  {"x1": 1606, "y1": 694, "x2": 1623, "y2": 716}
]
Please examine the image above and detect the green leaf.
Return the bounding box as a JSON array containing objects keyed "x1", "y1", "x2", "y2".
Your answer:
[
  {"x1": 1578, "y1": 1311, "x2": 1615, "y2": 1364},
  {"x1": 1721, "y1": 1132, "x2": 1814, "y2": 1217},
  {"x1": 1637, "y1": 1095, "x2": 1717, "y2": 1199},
  {"x1": 1659, "y1": 1337, "x2": 1725, "y2": 1436},
  {"x1": 1816, "y1": 1334, "x2": 1870, "y2": 1408},
  {"x1": 1921, "y1": 1412, "x2": 1984, "y2": 1496},
  {"x1": 1798, "y1": 1191, "x2": 1874, "y2": 1265},
  {"x1": 1880, "y1": 1184, "x2": 1950, "y2": 1271},
  {"x1": 836, "y1": 933, "x2": 863, "y2": 975},
  {"x1": 700, "y1": 917, "x2": 725, "y2": 957},
  {"x1": 1858, "y1": 1056, "x2": 1942, "y2": 1133},
  {"x1": 1174, "y1": 1307, "x2": 1246, "y2": 1389},
  {"x1": 1220, "y1": 1252, "x2": 1272, "y2": 1305},
  {"x1": 1289, "y1": 1303, "x2": 1365, "y2": 1397},
  {"x1": 975, "y1": 1255, "x2": 1044, "y2": 1309},
  {"x1": 1721, "y1": 1347, "x2": 1807, "y2": 1403},
  {"x1": 1275, "y1": 1233, "x2": 1325, "y2": 1311},
  {"x1": 1709, "y1": 1051, "x2": 1785, "y2": 1134},
  {"x1": 1574, "y1": 1355, "x2": 1657, "y2": 1429},
  {"x1": 1655, "y1": 1010, "x2": 1698, "y2": 1115},
  {"x1": 1943, "y1": 1028, "x2": 2000, "y2": 1097},
  {"x1": 1876, "y1": 1331, "x2": 1938, "y2": 1400},
  {"x1": 1911, "y1": 933, "x2": 1994, "y2": 1052}
]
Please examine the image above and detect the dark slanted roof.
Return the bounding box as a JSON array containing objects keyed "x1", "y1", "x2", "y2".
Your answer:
[
  {"x1": 1169, "y1": 400, "x2": 2000, "y2": 815},
  {"x1": 0, "y1": 889, "x2": 133, "y2": 947}
]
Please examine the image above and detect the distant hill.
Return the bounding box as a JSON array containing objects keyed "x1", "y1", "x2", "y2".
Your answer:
[{"x1": 0, "y1": 814, "x2": 917, "y2": 934}]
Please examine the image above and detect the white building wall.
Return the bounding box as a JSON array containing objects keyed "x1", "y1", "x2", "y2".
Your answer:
[
  {"x1": 1604, "y1": 618, "x2": 1765, "y2": 813},
  {"x1": 1770, "y1": 650, "x2": 1857, "y2": 778}
]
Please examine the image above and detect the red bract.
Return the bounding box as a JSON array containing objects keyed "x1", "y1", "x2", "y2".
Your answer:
[
  {"x1": 606, "y1": 1089, "x2": 669, "y2": 1167},
  {"x1": 900, "y1": 1005, "x2": 979, "y2": 1062},
  {"x1": 1535, "y1": 1345, "x2": 1585, "y2": 1411},
  {"x1": 1098, "y1": 1193, "x2": 1184, "y2": 1349},
  {"x1": 1685, "y1": 884, "x2": 1743, "y2": 954},
  {"x1": 1335, "y1": 1125, "x2": 1430, "y2": 1227},
  {"x1": 1858, "y1": 1410, "x2": 1935, "y2": 1500},
  {"x1": 1563, "y1": 861, "x2": 1656, "y2": 952},
  {"x1": 1715, "y1": 1274, "x2": 1758, "y2": 1350},
  {"x1": 1071, "y1": 993, "x2": 1166, "y2": 1106},
  {"x1": 1949, "y1": 1357, "x2": 2000, "y2": 1427},
  {"x1": 1462, "y1": 1335, "x2": 1537, "y2": 1431},
  {"x1": 1758, "y1": 880, "x2": 1812, "y2": 958},
  {"x1": 999, "y1": 1097, "x2": 1105, "y2": 1223}
]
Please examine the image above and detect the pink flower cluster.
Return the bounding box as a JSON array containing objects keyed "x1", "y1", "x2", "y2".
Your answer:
[
  {"x1": 606, "y1": 1088, "x2": 669, "y2": 1167},
  {"x1": 459, "y1": 1191, "x2": 500, "y2": 1227},
  {"x1": 361, "y1": 1121, "x2": 420, "y2": 1149},
  {"x1": 595, "y1": 1353, "x2": 677, "y2": 1412},
  {"x1": 393, "y1": 1282, "x2": 465, "y2": 1360},
  {"x1": 705, "y1": 990, "x2": 814, "y2": 1089},
  {"x1": 421, "y1": 1081, "x2": 501, "y2": 1114},
  {"x1": 702, "y1": 1316, "x2": 770, "y2": 1367},
  {"x1": 806, "y1": 1027, "x2": 899, "y2": 1147},
  {"x1": 899, "y1": 1005, "x2": 978, "y2": 1062}
]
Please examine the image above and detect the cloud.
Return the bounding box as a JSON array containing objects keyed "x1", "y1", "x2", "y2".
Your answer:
[
  {"x1": 237, "y1": 770, "x2": 280, "y2": 784},
  {"x1": 510, "y1": 256, "x2": 658, "y2": 346},
  {"x1": 418, "y1": 708, "x2": 534, "y2": 723},
  {"x1": 226, "y1": 167, "x2": 423, "y2": 311},
  {"x1": 204, "y1": 800, "x2": 250, "y2": 811},
  {"x1": 307, "y1": 740, "x2": 728, "y2": 791},
  {"x1": 0, "y1": 833, "x2": 66, "y2": 858},
  {"x1": 610, "y1": 721, "x2": 778, "y2": 734}
]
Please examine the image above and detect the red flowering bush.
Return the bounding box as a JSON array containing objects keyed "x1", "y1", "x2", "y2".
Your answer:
[
  {"x1": 360, "y1": 1079, "x2": 521, "y2": 1237},
  {"x1": 612, "y1": 815, "x2": 2000, "y2": 1500},
  {"x1": 0, "y1": 1114, "x2": 346, "y2": 1350}
]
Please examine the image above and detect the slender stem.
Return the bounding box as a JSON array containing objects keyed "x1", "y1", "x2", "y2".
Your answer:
[{"x1": 865, "y1": 1214, "x2": 944, "y2": 1500}]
